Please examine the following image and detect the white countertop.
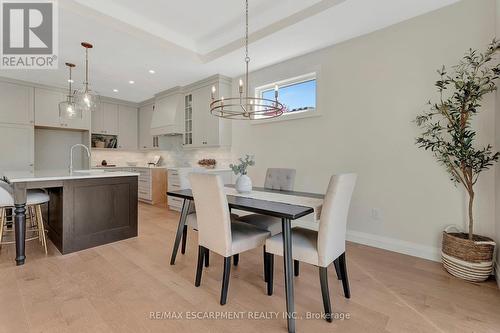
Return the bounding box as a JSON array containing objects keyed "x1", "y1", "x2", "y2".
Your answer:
[
  {"x1": 167, "y1": 167, "x2": 232, "y2": 172},
  {"x1": 93, "y1": 165, "x2": 166, "y2": 169},
  {"x1": 3, "y1": 169, "x2": 140, "y2": 183}
]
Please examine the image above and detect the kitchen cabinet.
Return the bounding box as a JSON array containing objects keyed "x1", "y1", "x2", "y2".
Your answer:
[
  {"x1": 34, "y1": 88, "x2": 90, "y2": 130},
  {"x1": 167, "y1": 167, "x2": 232, "y2": 211},
  {"x1": 182, "y1": 75, "x2": 232, "y2": 149},
  {"x1": 0, "y1": 81, "x2": 34, "y2": 125},
  {"x1": 118, "y1": 105, "x2": 138, "y2": 150},
  {"x1": 92, "y1": 102, "x2": 118, "y2": 135},
  {"x1": 0, "y1": 123, "x2": 34, "y2": 174},
  {"x1": 138, "y1": 103, "x2": 159, "y2": 150}
]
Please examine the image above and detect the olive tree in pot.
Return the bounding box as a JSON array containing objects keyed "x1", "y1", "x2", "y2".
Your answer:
[{"x1": 415, "y1": 40, "x2": 500, "y2": 282}]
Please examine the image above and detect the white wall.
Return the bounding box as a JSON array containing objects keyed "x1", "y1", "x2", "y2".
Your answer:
[
  {"x1": 231, "y1": 0, "x2": 498, "y2": 261},
  {"x1": 495, "y1": 0, "x2": 500, "y2": 288}
]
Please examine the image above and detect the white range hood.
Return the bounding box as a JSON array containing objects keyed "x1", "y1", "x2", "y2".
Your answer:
[{"x1": 150, "y1": 87, "x2": 183, "y2": 136}]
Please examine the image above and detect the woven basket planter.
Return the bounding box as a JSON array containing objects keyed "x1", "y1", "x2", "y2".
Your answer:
[{"x1": 441, "y1": 226, "x2": 495, "y2": 282}]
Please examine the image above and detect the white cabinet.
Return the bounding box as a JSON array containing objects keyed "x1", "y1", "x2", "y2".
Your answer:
[
  {"x1": 182, "y1": 76, "x2": 232, "y2": 149},
  {"x1": 139, "y1": 103, "x2": 159, "y2": 150},
  {"x1": 0, "y1": 123, "x2": 34, "y2": 174},
  {"x1": 118, "y1": 105, "x2": 138, "y2": 150},
  {"x1": 167, "y1": 168, "x2": 232, "y2": 211},
  {"x1": 192, "y1": 86, "x2": 219, "y2": 146},
  {"x1": 34, "y1": 88, "x2": 90, "y2": 130},
  {"x1": 0, "y1": 81, "x2": 34, "y2": 125},
  {"x1": 92, "y1": 102, "x2": 118, "y2": 135}
]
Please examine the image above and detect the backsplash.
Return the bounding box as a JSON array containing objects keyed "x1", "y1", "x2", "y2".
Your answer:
[{"x1": 91, "y1": 145, "x2": 233, "y2": 168}]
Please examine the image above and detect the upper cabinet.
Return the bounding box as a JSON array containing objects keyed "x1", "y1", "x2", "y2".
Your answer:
[
  {"x1": 182, "y1": 75, "x2": 232, "y2": 149},
  {"x1": 139, "y1": 103, "x2": 159, "y2": 150},
  {"x1": 92, "y1": 102, "x2": 119, "y2": 135},
  {"x1": 0, "y1": 81, "x2": 34, "y2": 125},
  {"x1": 34, "y1": 88, "x2": 90, "y2": 130},
  {"x1": 118, "y1": 105, "x2": 138, "y2": 150}
]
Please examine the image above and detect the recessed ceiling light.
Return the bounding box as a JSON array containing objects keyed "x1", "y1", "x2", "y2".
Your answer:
[
  {"x1": 68, "y1": 79, "x2": 74, "y2": 83},
  {"x1": 113, "y1": 89, "x2": 119, "y2": 92},
  {"x1": 129, "y1": 80, "x2": 135, "y2": 84},
  {"x1": 148, "y1": 70, "x2": 155, "y2": 74}
]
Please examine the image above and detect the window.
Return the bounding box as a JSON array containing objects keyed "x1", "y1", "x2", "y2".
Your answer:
[{"x1": 256, "y1": 73, "x2": 317, "y2": 119}]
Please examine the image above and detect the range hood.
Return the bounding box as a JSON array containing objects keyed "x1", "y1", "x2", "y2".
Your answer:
[{"x1": 150, "y1": 87, "x2": 183, "y2": 136}]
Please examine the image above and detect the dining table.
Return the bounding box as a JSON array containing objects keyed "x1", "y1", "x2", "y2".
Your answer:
[{"x1": 168, "y1": 185, "x2": 324, "y2": 333}]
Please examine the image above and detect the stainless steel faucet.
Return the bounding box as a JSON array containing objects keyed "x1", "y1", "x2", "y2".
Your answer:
[{"x1": 69, "y1": 144, "x2": 91, "y2": 174}]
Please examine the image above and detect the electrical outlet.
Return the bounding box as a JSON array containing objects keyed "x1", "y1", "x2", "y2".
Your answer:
[{"x1": 371, "y1": 208, "x2": 382, "y2": 221}]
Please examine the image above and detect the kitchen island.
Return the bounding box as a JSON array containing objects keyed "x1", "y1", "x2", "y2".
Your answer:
[{"x1": 3, "y1": 169, "x2": 139, "y2": 265}]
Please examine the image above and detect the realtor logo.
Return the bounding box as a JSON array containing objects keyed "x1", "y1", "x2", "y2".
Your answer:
[{"x1": 1, "y1": 0, "x2": 58, "y2": 69}]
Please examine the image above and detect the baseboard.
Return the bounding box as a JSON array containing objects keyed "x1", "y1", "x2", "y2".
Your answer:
[
  {"x1": 346, "y1": 230, "x2": 441, "y2": 262},
  {"x1": 496, "y1": 262, "x2": 500, "y2": 289}
]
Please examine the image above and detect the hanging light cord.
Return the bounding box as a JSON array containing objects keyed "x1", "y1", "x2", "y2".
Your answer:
[
  {"x1": 245, "y1": 0, "x2": 249, "y2": 99},
  {"x1": 84, "y1": 48, "x2": 89, "y2": 92},
  {"x1": 68, "y1": 66, "x2": 72, "y2": 95}
]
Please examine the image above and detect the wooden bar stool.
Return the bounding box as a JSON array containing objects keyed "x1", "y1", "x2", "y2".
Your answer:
[{"x1": 0, "y1": 181, "x2": 49, "y2": 254}]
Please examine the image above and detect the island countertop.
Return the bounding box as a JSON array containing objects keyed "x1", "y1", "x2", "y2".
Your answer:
[{"x1": 3, "y1": 169, "x2": 140, "y2": 183}]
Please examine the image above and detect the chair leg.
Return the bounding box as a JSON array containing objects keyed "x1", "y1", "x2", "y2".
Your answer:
[
  {"x1": 181, "y1": 225, "x2": 187, "y2": 254},
  {"x1": 263, "y1": 246, "x2": 269, "y2": 282},
  {"x1": 36, "y1": 205, "x2": 48, "y2": 254},
  {"x1": 334, "y1": 258, "x2": 342, "y2": 280},
  {"x1": 267, "y1": 253, "x2": 274, "y2": 296},
  {"x1": 0, "y1": 208, "x2": 5, "y2": 250},
  {"x1": 204, "y1": 250, "x2": 210, "y2": 267},
  {"x1": 195, "y1": 246, "x2": 205, "y2": 287},
  {"x1": 220, "y1": 256, "x2": 231, "y2": 305},
  {"x1": 319, "y1": 266, "x2": 332, "y2": 323},
  {"x1": 233, "y1": 253, "x2": 239, "y2": 266},
  {"x1": 338, "y1": 252, "x2": 351, "y2": 298},
  {"x1": 294, "y1": 260, "x2": 300, "y2": 277}
]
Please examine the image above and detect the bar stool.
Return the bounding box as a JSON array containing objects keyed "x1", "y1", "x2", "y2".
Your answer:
[{"x1": 0, "y1": 181, "x2": 49, "y2": 254}]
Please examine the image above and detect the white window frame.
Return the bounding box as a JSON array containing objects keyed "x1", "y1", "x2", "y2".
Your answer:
[{"x1": 253, "y1": 72, "x2": 319, "y2": 124}]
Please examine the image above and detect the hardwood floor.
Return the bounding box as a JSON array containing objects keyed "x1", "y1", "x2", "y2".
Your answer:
[{"x1": 1, "y1": 202, "x2": 499, "y2": 333}]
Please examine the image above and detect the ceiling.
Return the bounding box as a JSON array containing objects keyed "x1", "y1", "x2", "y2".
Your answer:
[{"x1": 0, "y1": 0, "x2": 459, "y2": 103}]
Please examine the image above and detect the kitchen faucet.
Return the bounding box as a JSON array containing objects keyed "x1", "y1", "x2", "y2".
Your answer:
[{"x1": 69, "y1": 144, "x2": 91, "y2": 174}]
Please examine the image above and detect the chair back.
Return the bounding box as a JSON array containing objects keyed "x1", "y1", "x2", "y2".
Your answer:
[
  {"x1": 0, "y1": 179, "x2": 14, "y2": 207},
  {"x1": 189, "y1": 173, "x2": 232, "y2": 257},
  {"x1": 317, "y1": 173, "x2": 357, "y2": 267},
  {"x1": 264, "y1": 168, "x2": 296, "y2": 191}
]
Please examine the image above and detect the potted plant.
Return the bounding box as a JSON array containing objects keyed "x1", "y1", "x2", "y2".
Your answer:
[
  {"x1": 230, "y1": 155, "x2": 255, "y2": 193},
  {"x1": 415, "y1": 40, "x2": 500, "y2": 282}
]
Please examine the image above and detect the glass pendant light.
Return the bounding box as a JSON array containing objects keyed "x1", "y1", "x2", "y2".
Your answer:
[
  {"x1": 59, "y1": 62, "x2": 81, "y2": 119},
  {"x1": 75, "y1": 42, "x2": 98, "y2": 112}
]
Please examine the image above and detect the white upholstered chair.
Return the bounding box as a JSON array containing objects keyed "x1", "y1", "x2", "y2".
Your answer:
[
  {"x1": 189, "y1": 173, "x2": 270, "y2": 305},
  {"x1": 237, "y1": 168, "x2": 298, "y2": 275},
  {"x1": 0, "y1": 180, "x2": 49, "y2": 254},
  {"x1": 265, "y1": 173, "x2": 357, "y2": 322}
]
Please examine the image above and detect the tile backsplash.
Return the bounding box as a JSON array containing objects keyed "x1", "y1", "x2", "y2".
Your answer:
[{"x1": 91, "y1": 137, "x2": 233, "y2": 169}]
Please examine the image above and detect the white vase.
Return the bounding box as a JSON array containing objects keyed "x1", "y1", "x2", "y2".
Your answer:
[{"x1": 235, "y1": 174, "x2": 252, "y2": 193}]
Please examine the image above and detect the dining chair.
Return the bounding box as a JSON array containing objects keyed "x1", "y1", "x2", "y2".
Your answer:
[
  {"x1": 237, "y1": 168, "x2": 299, "y2": 276},
  {"x1": 189, "y1": 173, "x2": 271, "y2": 305},
  {"x1": 0, "y1": 180, "x2": 49, "y2": 254},
  {"x1": 265, "y1": 173, "x2": 357, "y2": 322}
]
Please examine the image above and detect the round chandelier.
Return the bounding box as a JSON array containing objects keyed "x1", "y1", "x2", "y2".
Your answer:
[{"x1": 210, "y1": 0, "x2": 284, "y2": 120}]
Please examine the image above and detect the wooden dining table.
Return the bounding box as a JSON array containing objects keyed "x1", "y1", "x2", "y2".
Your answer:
[{"x1": 168, "y1": 185, "x2": 324, "y2": 333}]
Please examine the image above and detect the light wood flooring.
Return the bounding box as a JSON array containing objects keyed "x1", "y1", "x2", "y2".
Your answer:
[{"x1": 0, "y1": 203, "x2": 499, "y2": 333}]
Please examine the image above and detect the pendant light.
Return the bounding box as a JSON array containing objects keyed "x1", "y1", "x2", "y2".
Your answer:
[
  {"x1": 210, "y1": 0, "x2": 284, "y2": 120},
  {"x1": 75, "y1": 42, "x2": 98, "y2": 111},
  {"x1": 59, "y1": 62, "x2": 81, "y2": 119}
]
